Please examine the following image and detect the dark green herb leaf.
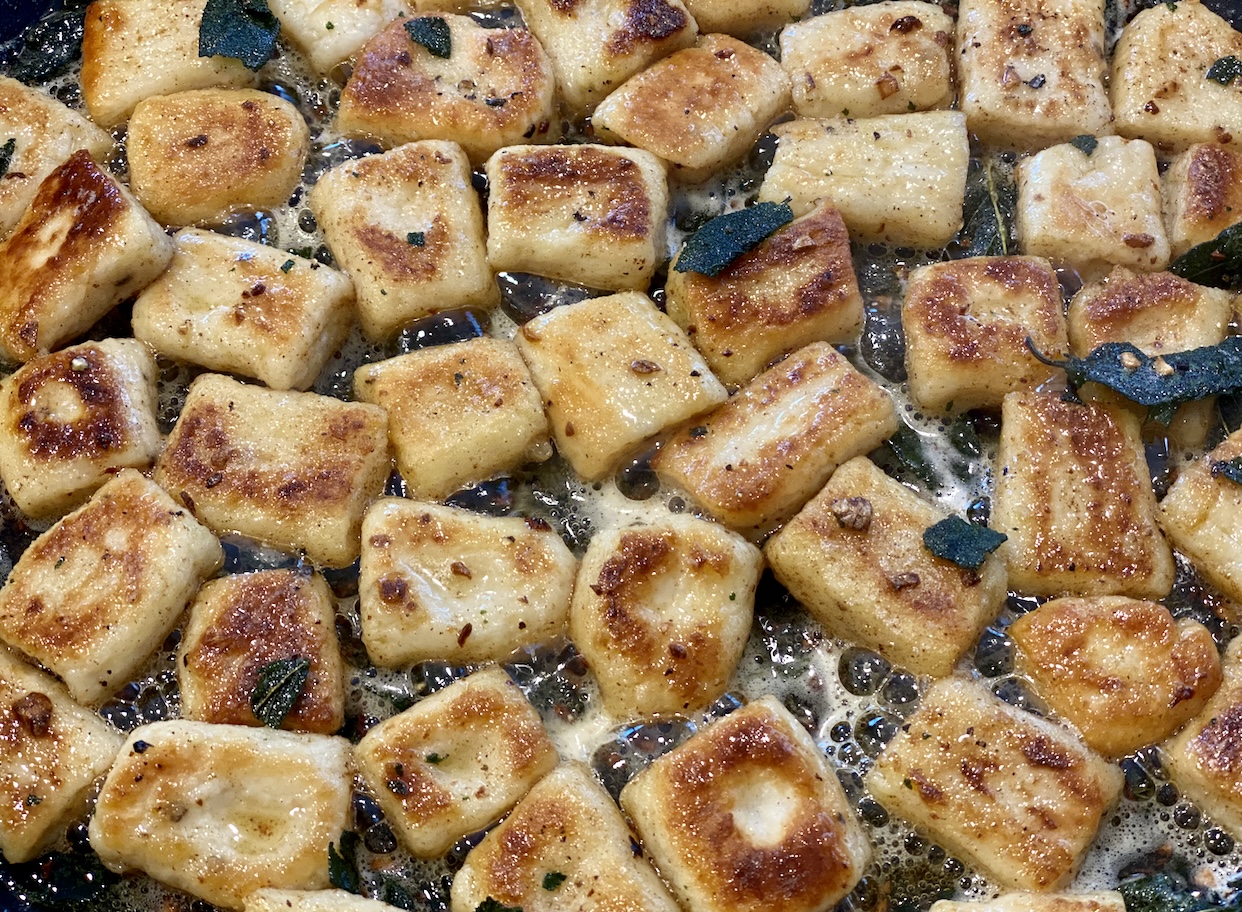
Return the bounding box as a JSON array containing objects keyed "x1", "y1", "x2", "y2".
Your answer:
[
  {"x1": 328, "y1": 831, "x2": 361, "y2": 894},
  {"x1": 882, "y1": 424, "x2": 941, "y2": 488},
  {"x1": 199, "y1": 0, "x2": 280, "y2": 71},
  {"x1": 381, "y1": 878, "x2": 419, "y2": 909},
  {"x1": 1069, "y1": 134, "x2": 1098, "y2": 156},
  {"x1": 0, "y1": 138, "x2": 16, "y2": 180},
  {"x1": 1029, "y1": 336, "x2": 1242, "y2": 421},
  {"x1": 923, "y1": 516, "x2": 1006, "y2": 570},
  {"x1": 5, "y1": 5, "x2": 88, "y2": 87},
  {"x1": 1169, "y1": 223, "x2": 1242, "y2": 291},
  {"x1": 405, "y1": 17, "x2": 452, "y2": 58},
  {"x1": 426, "y1": 752, "x2": 446, "y2": 764},
  {"x1": 543, "y1": 872, "x2": 568, "y2": 891},
  {"x1": 407, "y1": 231, "x2": 425, "y2": 246},
  {"x1": 1211, "y1": 456, "x2": 1242, "y2": 486},
  {"x1": 958, "y1": 157, "x2": 1016, "y2": 258},
  {"x1": 250, "y1": 656, "x2": 310, "y2": 728},
  {"x1": 280, "y1": 259, "x2": 295, "y2": 273},
  {"x1": 673, "y1": 202, "x2": 794, "y2": 277},
  {"x1": 1206, "y1": 56, "x2": 1242, "y2": 85},
  {"x1": 1118, "y1": 872, "x2": 1218, "y2": 912},
  {"x1": 476, "y1": 899, "x2": 524, "y2": 912},
  {"x1": 1, "y1": 849, "x2": 120, "y2": 908}
]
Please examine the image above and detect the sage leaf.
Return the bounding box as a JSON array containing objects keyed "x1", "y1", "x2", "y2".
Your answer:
[
  {"x1": 328, "y1": 831, "x2": 361, "y2": 894},
  {"x1": 1211, "y1": 456, "x2": 1242, "y2": 486},
  {"x1": 1206, "y1": 55, "x2": 1242, "y2": 85},
  {"x1": 1069, "y1": 134, "x2": 1098, "y2": 156},
  {"x1": 923, "y1": 516, "x2": 1006, "y2": 570},
  {"x1": 958, "y1": 157, "x2": 1016, "y2": 258},
  {"x1": 543, "y1": 872, "x2": 568, "y2": 891},
  {"x1": 0, "y1": 138, "x2": 15, "y2": 179},
  {"x1": 199, "y1": 0, "x2": 280, "y2": 71},
  {"x1": 405, "y1": 16, "x2": 452, "y2": 58},
  {"x1": 1028, "y1": 337, "x2": 1242, "y2": 422},
  {"x1": 673, "y1": 201, "x2": 794, "y2": 277},
  {"x1": 1169, "y1": 222, "x2": 1242, "y2": 291},
  {"x1": 250, "y1": 655, "x2": 310, "y2": 728},
  {"x1": 475, "y1": 899, "x2": 524, "y2": 912}
]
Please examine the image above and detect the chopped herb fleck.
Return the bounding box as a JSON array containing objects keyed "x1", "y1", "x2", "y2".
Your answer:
[
  {"x1": 923, "y1": 516, "x2": 1006, "y2": 570},
  {"x1": 673, "y1": 201, "x2": 794, "y2": 277},
  {"x1": 25, "y1": 794, "x2": 40, "y2": 807},
  {"x1": 198, "y1": 0, "x2": 281, "y2": 71},
  {"x1": 407, "y1": 231, "x2": 425, "y2": 246},
  {"x1": 250, "y1": 656, "x2": 310, "y2": 728},
  {"x1": 280, "y1": 259, "x2": 294, "y2": 273},
  {"x1": 53, "y1": 556, "x2": 64, "y2": 569},
  {"x1": 729, "y1": 591, "x2": 737, "y2": 601},
  {"x1": 543, "y1": 872, "x2": 568, "y2": 891},
  {"x1": 0, "y1": 138, "x2": 15, "y2": 179},
  {"x1": 1069, "y1": 134, "x2": 1098, "y2": 156},
  {"x1": 1027, "y1": 73, "x2": 1046, "y2": 88},
  {"x1": 132, "y1": 740, "x2": 149, "y2": 754},
  {"x1": 1206, "y1": 56, "x2": 1242, "y2": 86},
  {"x1": 1169, "y1": 222, "x2": 1242, "y2": 290},
  {"x1": 1029, "y1": 336, "x2": 1242, "y2": 423},
  {"x1": 405, "y1": 16, "x2": 452, "y2": 58},
  {"x1": 426, "y1": 752, "x2": 446, "y2": 764},
  {"x1": 325, "y1": 20, "x2": 334, "y2": 29},
  {"x1": 475, "y1": 899, "x2": 523, "y2": 912},
  {"x1": 329, "y1": 831, "x2": 361, "y2": 894},
  {"x1": 1211, "y1": 457, "x2": 1242, "y2": 486},
  {"x1": 453, "y1": 372, "x2": 464, "y2": 386},
  {"x1": 689, "y1": 425, "x2": 709, "y2": 438}
]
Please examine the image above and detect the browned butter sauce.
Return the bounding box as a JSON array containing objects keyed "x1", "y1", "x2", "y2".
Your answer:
[{"x1": 0, "y1": 0, "x2": 1240, "y2": 909}]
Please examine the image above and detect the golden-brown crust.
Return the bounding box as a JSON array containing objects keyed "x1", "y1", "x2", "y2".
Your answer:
[
  {"x1": 497, "y1": 146, "x2": 651, "y2": 240},
  {"x1": 339, "y1": 18, "x2": 554, "y2": 163},
  {"x1": 1181, "y1": 143, "x2": 1240, "y2": 225},
  {"x1": 866, "y1": 677, "x2": 1122, "y2": 892},
  {"x1": 180, "y1": 570, "x2": 343, "y2": 734},
  {"x1": 1011, "y1": 597, "x2": 1222, "y2": 757},
  {"x1": 653, "y1": 342, "x2": 896, "y2": 534},
  {"x1": 0, "y1": 151, "x2": 126, "y2": 361},
  {"x1": 993, "y1": 391, "x2": 1174, "y2": 598}
]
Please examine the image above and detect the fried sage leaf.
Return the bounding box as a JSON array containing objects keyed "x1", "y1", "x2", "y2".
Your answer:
[
  {"x1": 1211, "y1": 456, "x2": 1242, "y2": 486},
  {"x1": 0, "y1": 138, "x2": 15, "y2": 179},
  {"x1": 328, "y1": 831, "x2": 361, "y2": 894},
  {"x1": 1206, "y1": 55, "x2": 1242, "y2": 85},
  {"x1": 405, "y1": 16, "x2": 452, "y2": 58},
  {"x1": 1169, "y1": 223, "x2": 1242, "y2": 291},
  {"x1": 250, "y1": 655, "x2": 310, "y2": 728},
  {"x1": 923, "y1": 516, "x2": 1006, "y2": 570},
  {"x1": 958, "y1": 157, "x2": 1017, "y2": 258},
  {"x1": 1029, "y1": 336, "x2": 1242, "y2": 424},
  {"x1": 198, "y1": 0, "x2": 280, "y2": 71},
  {"x1": 476, "y1": 899, "x2": 524, "y2": 912},
  {"x1": 1069, "y1": 133, "x2": 1098, "y2": 156},
  {"x1": 673, "y1": 201, "x2": 794, "y2": 277}
]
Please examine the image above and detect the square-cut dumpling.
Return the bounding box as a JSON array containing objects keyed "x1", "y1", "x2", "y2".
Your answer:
[
  {"x1": 0, "y1": 469, "x2": 223, "y2": 704},
  {"x1": 486, "y1": 144, "x2": 669, "y2": 291},
  {"x1": 80, "y1": 0, "x2": 257, "y2": 128},
  {"x1": 865, "y1": 676, "x2": 1122, "y2": 892},
  {"x1": 311, "y1": 140, "x2": 495, "y2": 340},
  {"x1": 126, "y1": 88, "x2": 309, "y2": 226},
  {"x1": 338, "y1": 16, "x2": 558, "y2": 165},
  {"x1": 902, "y1": 256, "x2": 1067, "y2": 413},
  {"x1": 0, "y1": 647, "x2": 123, "y2": 863},
  {"x1": 1012, "y1": 597, "x2": 1221, "y2": 759},
  {"x1": 0, "y1": 76, "x2": 113, "y2": 237},
  {"x1": 1016, "y1": 136, "x2": 1170, "y2": 277},
  {"x1": 765, "y1": 456, "x2": 1007, "y2": 678},
  {"x1": 354, "y1": 338, "x2": 550, "y2": 499},
  {"x1": 451, "y1": 762, "x2": 681, "y2": 912},
  {"x1": 1111, "y1": 0, "x2": 1242, "y2": 153},
  {"x1": 178, "y1": 569, "x2": 345, "y2": 735},
  {"x1": 682, "y1": 0, "x2": 808, "y2": 36},
  {"x1": 592, "y1": 34, "x2": 790, "y2": 183},
  {"x1": 1163, "y1": 143, "x2": 1242, "y2": 257},
  {"x1": 0, "y1": 151, "x2": 173, "y2": 363},
  {"x1": 758, "y1": 112, "x2": 970, "y2": 248},
  {"x1": 154, "y1": 373, "x2": 390, "y2": 568},
  {"x1": 780, "y1": 3, "x2": 954, "y2": 119},
  {"x1": 621, "y1": 697, "x2": 871, "y2": 912},
  {"x1": 992, "y1": 391, "x2": 1175, "y2": 599},
  {"x1": 89, "y1": 721, "x2": 353, "y2": 910},
  {"x1": 360, "y1": 499, "x2": 577, "y2": 666},
  {"x1": 930, "y1": 894, "x2": 1126, "y2": 912},
  {"x1": 956, "y1": 0, "x2": 1110, "y2": 149},
  {"x1": 132, "y1": 229, "x2": 354, "y2": 392},
  {"x1": 514, "y1": 0, "x2": 696, "y2": 113},
  {"x1": 570, "y1": 515, "x2": 761, "y2": 717},
  {"x1": 516, "y1": 291, "x2": 726, "y2": 480},
  {"x1": 653, "y1": 342, "x2": 897, "y2": 538},
  {"x1": 354, "y1": 665, "x2": 559, "y2": 856},
  {"x1": 0, "y1": 338, "x2": 162, "y2": 519},
  {"x1": 268, "y1": 0, "x2": 414, "y2": 74},
  {"x1": 665, "y1": 203, "x2": 863, "y2": 389}
]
